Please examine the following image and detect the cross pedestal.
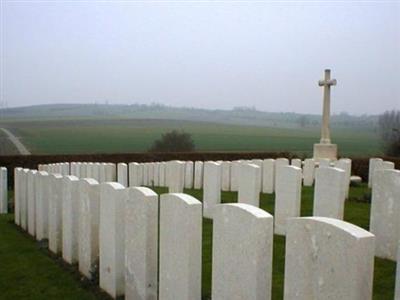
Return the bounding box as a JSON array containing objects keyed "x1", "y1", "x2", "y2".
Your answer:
[{"x1": 313, "y1": 69, "x2": 338, "y2": 160}]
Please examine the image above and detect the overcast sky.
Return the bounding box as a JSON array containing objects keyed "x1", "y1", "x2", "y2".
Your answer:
[{"x1": 1, "y1": 1, "x2": 399, "y2": 114}]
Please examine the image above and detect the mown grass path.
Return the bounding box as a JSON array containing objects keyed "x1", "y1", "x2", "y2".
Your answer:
[{"x1": 0, "y1": 184, "x2": 396, "y2": 299}]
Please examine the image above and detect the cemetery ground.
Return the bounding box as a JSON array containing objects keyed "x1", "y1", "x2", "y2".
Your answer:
[
  {"x1": 0, "y1": 184, "x2": 396, "y2": 299},
  {"x1": 0, "y1": 118, "x2": 381, "y2": 156}
]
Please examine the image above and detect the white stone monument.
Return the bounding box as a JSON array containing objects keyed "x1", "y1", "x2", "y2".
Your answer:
[
  {"x1": 125, "y1": 187, "x2": 158, "y2": 300},
  {"x1": 99, "y1": 182, "x2": 126, "y2": 298},
  {"x1": 62, "y1": 175, "x2": 80, "y2": 264},
  {"x1": 212, "y1": 203, "x2": 273, "y2": 299},
  {"x1": 27, "y1": 170, "x2": 37, "y2": 236},
  {"x1": 370, "y1": 169, "x2": 400, "y2": 260},
  {"x1": 284, "y1": 217, "x2": 375, "y2": 300},
  {"x1": 274, "y1": 166, "x2": 302, "y2": 235},
  {"x1": 78, "y1": 178, "x2": 100, "y2": 279},
  {"x1": 194, "y1": 161, "x2": 204, "y2": 190},
  {"x1": 262, "y1": 159, "x2": 275, "y2": 194},
  {"x1": 184, "y1": 161, "x2": 194, "y2": 189},
  {"x1": 159, "y1": 193, "x2": 202, "y2": 300},
  {"x1": 48, "y1": 174, "x2": 63, "y2": 254},
  {"x1": 302, "y1": 158, "x2": 315, "y2": 186},
  {"x1": 238, "y1": 163, "x2": 261, "y2": 207},
  {"x1": 313, "y1": 69, "x2": 338, "y2": 160},
  {"x1": 0, "y1": 167, "x2": 7, "y2": 214},
  {"x1": 203, "y1": 161, "x2": 221, "y2": 219},
  {"x1": 117, "y1": 163, "x2": 128, "y2": 187},
  {"x1": 313, "y1": 167, "x2": 346, "y2": 219},
  {"x1": 35, "y1": 171, "x2": 49, "y2": 240},
  {"x1": 221, "y1": 161, "x2": 231, "y2": 192}
]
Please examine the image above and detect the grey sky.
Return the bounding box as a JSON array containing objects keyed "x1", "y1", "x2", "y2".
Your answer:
[{"x1": 1, "y1": 1, "x2": 399, "y2": 114}]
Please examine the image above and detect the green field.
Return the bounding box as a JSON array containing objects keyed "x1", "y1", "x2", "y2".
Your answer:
[
  {"x1": 0, "y1": 118, "x2": 382, "y2": 156},
  {"x1": 0, "y1": 184, "x2": 396, "y2": 299}
]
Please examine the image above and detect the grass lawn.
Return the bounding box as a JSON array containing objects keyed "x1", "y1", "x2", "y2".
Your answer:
[
  {"x1": 2, "y1": 118, "x2": 382, "y2": 156},
  {"x1": 0, "y1": 184, "x2": 396, "y2": 299}
]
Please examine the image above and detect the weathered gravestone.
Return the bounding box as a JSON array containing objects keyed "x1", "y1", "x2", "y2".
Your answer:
[
  {"x1": 230, "y1": 160, "x2": 242, "y2": 192},
  {"x1": 35, "y1": 171, "x2": 50, "y2": 240},
  {"x1": 203, "y1": 161, "x2": 221, "y2": 219},
  {"x1": 313, "y1": 167, "x2": 346, "y2": 219},
  {"x1": 166, "y1": 161, "x2": 185, "y2": 193},
  {"x1": 335, "y1": 158, "x2": 352, "y2": 199},
  {"x1": 125, "y1": 187, "x2": 158, "y2": 300},
  {"x1": 62, "y1": 175, "x2": 80, "y2": 264},
  {"x1": 262, "y1": 159, "x2": 275, "y2": 194},
  {"x1": 302, "y1": 158, "x2": 315, "y2": 186},
  {"x1": 0, "y1": 167, "x2": 7, "y2": 214},
  {"x1": 159, "y1": 193, "x2": 202, "y2": 300},
  {"x1": 370, "y1": 169, "x2": 400, "y2": 260},
  {"x1": 212, "y1": 203, "x2": 273, "y2": 299},
  {"x1": 368, "y1": 158, "x2": 383, "y2": 188},
  {"x1": 27, "y1": 170, "x2": 37, "y2": 236},
  {"x1": 291, "y1": 158, "x2": 302, "y2": 169},
  {"x1": 184, "y1": 161, "x2": 194, "y2": 189},
  {"x1": 221, "y1": 161, "x2": 231, "y2": 192},
  {"x1": 14, "y1": 167, "x2": 22, "y2": 225},
  {"x1": 20, "y1": 169, "x2": 29, "y2": 230},
  {"x1": 194, "y1": 161, "x2": 204, "y2": 190},
  {"x1": 78, "y1": 178, "x2": 100, "y2": 279},
  {"x1": 99, "y1": 182, "x2": 126, "y2": 298},
  {"x1": 48, "y1": 174, "x2": 63, "y2": 254},
  {"x1": 274, "y1": 165, "x2": 302, "y2": 235},
  {"x1": 284, "y1": 217, "x2": 375, "y2": 300},
  {"x1": 117, "y1": 163, "x2": 128, "y2": 187},
  {"x1": 238, "y1": 163, "x2": 261, "y2": 207},
  {"x1": 274, "y1": 158, "x2": 289, "y2": 192},
  {"x1": 128, "y1": 162, "x2": 143, "y2": 187}
]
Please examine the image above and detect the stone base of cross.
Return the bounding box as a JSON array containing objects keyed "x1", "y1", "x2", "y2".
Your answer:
[{"x1": 313, "y1": 143, "x2": 337, "y2": 161}]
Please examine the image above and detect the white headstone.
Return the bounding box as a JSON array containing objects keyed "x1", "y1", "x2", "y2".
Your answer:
[
  {"x1": 250, "y1": 159, "x2": 263, "y2": 191},
  {"x1": 274, "y1": 158, "x2": 289, "y2": 192},
  {"x1": 230, "y1": 160, "x2": 242, "y2": 192},
  {"x1": 291, "y1": 158, "x2": 302, "y2": 169},
  {"x1": 159, "y1": 162, "x2": 166, "y2": 187},
  {"x1": 48, "y1": 174, "x2": 63, "y2": 254},
  {"x1": 35, "y1": 171, "x2": 50, "y2": 240},
  {"x1": 125, "y1": 187, "x2": 158, "y2": 300},
  {"x1": 220, "y1": 161, "x2": 231, "y2": 192},
  {"x1": 370, "y1": 169, "x2": 400, "y2": 260},
  {"x1": 78, "y1": 178, "x2": 100, "y2": 279},
  {"x1": 313, "y1": 167, "x2": 346, "y2": 219},
  {"x1": 203, "y1": 162, "x2": 221, "y2": 219},
  {"x1": 262, "y1": 159, "x2": 275, "y2": 194},
  {"x1": 335, "y1": 158, "x2": 352, "y2": 199},
  {"x1": 20, "y1": 169, "x2": 29, "y2": 230},
  {"x1": 194, "y1": 161, "x2": 204, "y2": 189},
  {"x1": 302, "y1": 158, "x2": 315, "y2": 187},
  {"x1": 319, "y1": 158, "x2": 331, "y2": 168},
  {"x1": 99, "y1": 163, "x2": 107, "y2": 183},
  {"x1": 0, "y1": 167, "x2": 7, "y2": 214},
  {"x1": 368, "y1": 158, "x2": 383, "y2": 188},
  {"x1": 117, "y1": 163, "x2": 128, "y2": 187},
  {"x1": 184, "y1": 161, "x2": 194, "y2": 189},
  {"x1": 238, "y1": 163, "x2": 261, "y2": 207},
  {"x1": 27, "y1": 170, "x2": 37, "y2": 236},
  {"x1": 143, "y1": 163, "x2": 149, "y2": 186},
  {"x1": 99, "y1": 182, "x2": 126, "y2": 298},
  {"x1": 212, "y1": 203, "x2": 273, "y2": 299},
  {"x1": 14, "y1": 167, "x2": 22, "y2": 225},
  {"x1": 284, "y1": 217, "x2": 375, "y2": 300},
  {"x1": 159, "y1": 193, "x2": 202, "y2": 300},
  {"x1": 148, "y1": 163, "x2": 155, "y2": 186},
  {"x1": 154, "y1": 162, "x2": 160, "y2": 187},
  {"x1": 128, "y1": 162, "x2": 143, "y2": 187},
  {"x1": 62, "y1": 175, "x2": 80, "y2": 264},
  {"x1": 166, "y1": 161, "x2": 185, "y2": 193},
  {"x1": 274, "y1": 166, "x2": 302, "y2": 235},
  {"x1": 105, "y1": 163, "x2": 117, "y2": 182}
]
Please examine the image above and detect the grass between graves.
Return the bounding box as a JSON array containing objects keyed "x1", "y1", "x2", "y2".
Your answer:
[{"x1": 0, "y1": 184, "x2": 396, "y2": 299}]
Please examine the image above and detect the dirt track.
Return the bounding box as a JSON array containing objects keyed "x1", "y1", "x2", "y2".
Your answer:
[{"x1": 0, "y1": 128, "x2": 31, "y2": 155}]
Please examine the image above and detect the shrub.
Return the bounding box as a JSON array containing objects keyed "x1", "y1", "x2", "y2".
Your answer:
[{"x1": 148, "y1": 130, "x2": 195, "y2": 152}]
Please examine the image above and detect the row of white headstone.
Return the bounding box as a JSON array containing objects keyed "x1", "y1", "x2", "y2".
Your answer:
[
  {"x1": 14, "y1": 166, "x2": 392, "y2": 300},
  {"x1": 39, "y1": 158, "x2": 400, "y2": 261},
  {"x1": 0, "y1": 167, "x2": 7, "y2": 214},
  {"x1": 40, "y1": 157, "x2": 351, "y2": 192}
]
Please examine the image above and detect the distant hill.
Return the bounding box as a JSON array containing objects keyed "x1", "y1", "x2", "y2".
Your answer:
[{"x1": 0, "y1": 103, "x2": 378, "y2": 129}]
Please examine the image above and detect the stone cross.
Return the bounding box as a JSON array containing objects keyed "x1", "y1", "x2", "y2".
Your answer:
[{"x1": 318, "y1": 69, "x2": 337, "y2": 144}]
